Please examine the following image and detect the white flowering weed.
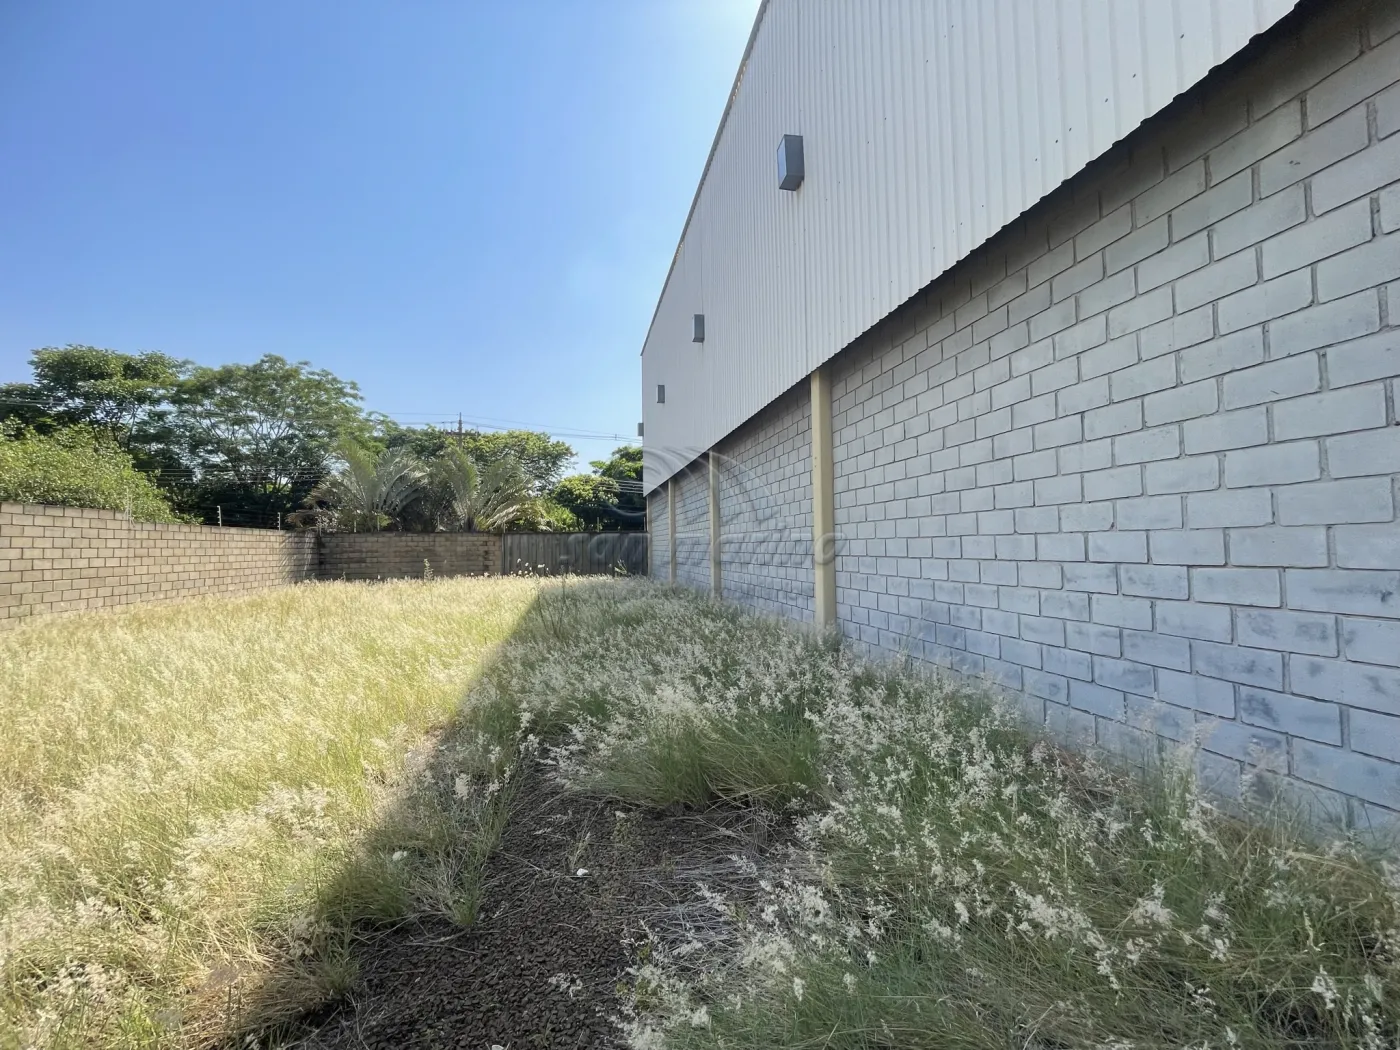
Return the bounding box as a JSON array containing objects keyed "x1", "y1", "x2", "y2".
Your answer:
[{"x1": 468, "y1": 581, "x2": 1399, "y2": 1050}]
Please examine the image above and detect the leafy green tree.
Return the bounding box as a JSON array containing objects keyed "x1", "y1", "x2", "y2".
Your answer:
[
  {"x1": 509, "y1": 498, "x2": 583, "y2": 532},
  {"x1": 368, "y1": 416, "x2": 453, "y2": 461},
  {"x1": 0, "y1": 423, "x2": 185, "y2": 523},
  {"x1": 591, "y1": 443, "x2": 642, "y2": 482},
  {"x1": 591, "y1": 444, "x2": 645, "y2": 526},
  {"x1": 369, "y1": 420, "x2": 573, "y2": 497},
  {"x1": 160, "y1": 355, "x2": 366, "y2": 525},
  {"x1": 550, "y1": 473, "x2": 622, "y2": 531},
  {"x1": 460, "y1": 430, "x2": 574, "y2": 495},
  {"x1": 0, "y1": 345, "x2": 181, "y2": 446},
  {"x1": 551, "y1": 445, "x2": 645, "y2": 531}
]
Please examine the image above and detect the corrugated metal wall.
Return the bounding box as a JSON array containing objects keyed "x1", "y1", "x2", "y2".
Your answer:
[
  {"x1": 501, "y1": 532, "x2": 649, "y2": 577},
  {"x1": 642, "y1": 0, "x2": 1299, "y2": 492}
]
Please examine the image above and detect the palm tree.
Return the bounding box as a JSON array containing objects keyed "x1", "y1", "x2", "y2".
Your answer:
[
  {"x1": 431, "y1": 445, "x2": 529, "y2": 532},
  {"x1": 309, "y1": 443, "x2": 426, "y2": 531}
]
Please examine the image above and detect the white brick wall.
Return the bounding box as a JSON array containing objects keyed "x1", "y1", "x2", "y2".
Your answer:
[
  {"x1": 672, "y1": 462, "x2": 710, "y2": 591},
  {"x1": 715, "y1": 383, "x2": 815, "y2": 620},
  {"x1": 652, "y1": 0, "x2": 1400, "y2": 830},
  {"x1": 649, "y1": 490, "x2": 671, "y2": 580}
]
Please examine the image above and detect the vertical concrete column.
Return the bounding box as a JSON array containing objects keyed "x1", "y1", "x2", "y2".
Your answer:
[
  {"x1": 667, "y1": 477, "x2": 677, "y2": 584},
  {"x1": 708, "y1": 451, "x2": 722, "y2": 595},
  {"x1": 810, "y1": 365, "x2": 836, "y2": 628}
]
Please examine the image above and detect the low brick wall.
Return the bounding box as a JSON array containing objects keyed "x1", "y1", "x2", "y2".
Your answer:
[
  {"x1": 318, "y1": 532, "x2": 501, "y2": 581},
  {"x1": 0, "y1": 502, "x2": 317, "y2": 627},
  {"x1": 0, "y1": 507, "x2": 639, "y2": 628}
]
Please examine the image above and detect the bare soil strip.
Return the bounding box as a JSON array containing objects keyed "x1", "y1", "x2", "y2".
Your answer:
[{"x1": 289, "y1": 771, "x2": 782, "y2": 1048}]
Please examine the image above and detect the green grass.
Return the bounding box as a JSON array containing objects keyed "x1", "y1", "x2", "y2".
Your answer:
[{"x1": 2, "y1": 576, "x2": 1396, "y2": 1048}]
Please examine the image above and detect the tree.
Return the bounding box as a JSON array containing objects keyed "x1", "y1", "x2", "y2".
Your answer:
[
  {"x1": 508, "y1": 498, "x2": 583, "y2": 532},
  {"x1": 550, "y1": 473, "x2": 622, "y2": 531},
  {"x1": 303, "y1": 444, "x2": 426, "y2": 532},
  {"x1": 0, "y1": 345, "x2": 181, "y2": 447},
  {"x1": 459, "y1": 430, "x2": 574, "y2": 495},
  {"x1": 160, "y1": 355, "x2": 366, "y2": 525},
  {"x1": 0, "y1": 422, "x2": 185, "y2": 523},
  {"x1": 368, "y1": 416, "x2": 453, "y2": 461},
  {"x1": 369, "y1": 420, "x2": 574, "y2": 497},
  {"x1": 591, "y1": 445, "x2": 645, "y2": 527},
  {"x1": 428, "y1": 446, "x2": 531, "y2": 533},
  {"x1": 551, "y1": 445, "x2": 645, "y2": 531}
]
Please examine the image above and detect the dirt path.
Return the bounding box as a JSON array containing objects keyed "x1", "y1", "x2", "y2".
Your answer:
[{"x1": 290, "y1": 774, "x2": 784, "y2": 1049}]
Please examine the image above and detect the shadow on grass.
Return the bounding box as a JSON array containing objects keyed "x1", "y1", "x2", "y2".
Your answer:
[
  {"x1": 210, "y1": 580, "x2": 551, "y2": 1046},
  {"x1": 224, "y1": 576, "x2": 785, "y2": 1050}
]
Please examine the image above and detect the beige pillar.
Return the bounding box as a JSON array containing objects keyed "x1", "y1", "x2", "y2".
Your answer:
[
  {"x1": 667, "y1": 477, "x2": 677, "y2": 584},
  {"x1": 709, "y1": 451, "x2": 722, "y2": 596},
  {"x1": 811, "y1": 365, "x2": 837, "y2": 628}
]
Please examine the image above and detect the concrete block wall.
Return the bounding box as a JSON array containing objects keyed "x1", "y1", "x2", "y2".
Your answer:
[
  {"x1": 650, "y1": 487, "x2": 672, "y2": 580},
  {"x1": 0, "y1": 502, "x2": 316, "y2": 627},
  {"x1": 319, "y1": 532, "x2": 500, "y2": 581},
  {"x1": 716, "y1": 382, "x2": 815, "y2": 621},
  {"x1": 655, "y1": 0, "x2": 1400, "y2": 829},
  {"x1": 673, "y1": 462, "x2": 712, "y2": 591},
  {"x1": 826, "y1": 0, "x2": 1400, "y2": 828}
]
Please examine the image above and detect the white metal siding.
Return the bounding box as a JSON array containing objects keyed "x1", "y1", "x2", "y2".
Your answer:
[{"x1": 642, "y1": 0, "x2": 1298, "y2": 492}]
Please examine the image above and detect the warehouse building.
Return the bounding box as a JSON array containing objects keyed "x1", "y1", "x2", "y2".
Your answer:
[{"x1": 641, "y1": 0, "x2": 1400, "y2": 830}]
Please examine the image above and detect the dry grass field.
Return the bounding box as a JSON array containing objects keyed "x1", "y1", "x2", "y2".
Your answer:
[
  {"x1": 0, "y1": 576, "x2": 538, "y2": 1046},
  {"x1": 1, "y1": 576, "x2": 1396, "y2": 1049}
]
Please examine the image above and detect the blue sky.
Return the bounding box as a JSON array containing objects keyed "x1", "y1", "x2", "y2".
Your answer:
[{"x1": 0, "y1": 1, "x2": 757, "y2": 468}]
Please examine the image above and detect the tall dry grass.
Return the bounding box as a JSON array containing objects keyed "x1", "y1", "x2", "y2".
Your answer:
[
  {"x1": 0, "y1": 576, "x2": 538, "y2": 1047},
  {"x1": 456, "y1": 581, "x2": 1400, "y2": 1050}
]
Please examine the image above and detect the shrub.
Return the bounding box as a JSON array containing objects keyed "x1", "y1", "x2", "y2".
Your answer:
[{"x1": 0, "y1": 424, "x2": 185, "y2": 523}]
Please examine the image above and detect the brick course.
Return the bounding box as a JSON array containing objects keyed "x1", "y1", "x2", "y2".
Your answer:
[{"x1": 0, "y1": 502, "x2": 316, "y2": 626}]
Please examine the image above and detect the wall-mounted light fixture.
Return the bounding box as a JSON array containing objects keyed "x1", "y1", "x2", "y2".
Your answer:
[
  {"x1": 693, "y1": 313, "x2": 705, "y2": 342},
  {"x1": 656, "y1": 384, "x2": 666, "y2": 404},
  {"x1": 637, "y1": 422, "x2": 644, "y2": 437},
  {"x1": 777, "y1": 134, "x2": 804, "y2": 190}
]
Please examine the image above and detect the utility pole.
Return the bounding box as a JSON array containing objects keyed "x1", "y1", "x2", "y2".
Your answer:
[{"x1": 457, "y1": 413, "x2": 464, "y2": 448}]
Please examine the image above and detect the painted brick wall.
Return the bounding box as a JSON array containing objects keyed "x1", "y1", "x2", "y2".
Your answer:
[
  {"x1": 0, "y1": 502, "x2": 316, "y2": 627},
  {"x1": 319, "y1": 533, "x2": 500, "y2": 581},
  {"x1": 673, "y1": 462, "x2": 711, "y2": 591},
  {"x1": 825, "y1": 0, "x2": 1400, "y2": 831},
  {"x1": 648, "y1": 0, "x2": 1400, "y2": 828},
  {"x1": 649, "y1": 490, "x2": 672, "y2": 580},
  {"x1": 716, "y1": 382, "x2": 815, "y2": 620}
]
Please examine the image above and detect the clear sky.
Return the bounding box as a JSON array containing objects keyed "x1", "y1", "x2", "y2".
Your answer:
[{"x1": 0, "y1": 1, "x2": 757, "y2": 468}]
